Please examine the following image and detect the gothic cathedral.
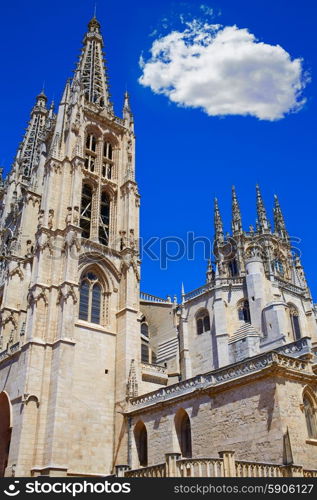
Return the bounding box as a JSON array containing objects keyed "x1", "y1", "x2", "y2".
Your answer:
[{"x1": 0, "y1": 17, "x2": 316, "y2": 478}]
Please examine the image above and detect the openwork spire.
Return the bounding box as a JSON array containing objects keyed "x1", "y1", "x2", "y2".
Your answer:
[
  {"x1": 75, "y1": 17, "x2": 111, "y2": 109},
  {"x1": 231, "y1": 185, "x2": 242, "y2": 235},
  {"x1": 256, "y1": 185, "x2": 270, "y2": 232},
  {"x1": 16, "y1": 92, "x2": 49, "y2": 179},
  {"x1": 214, "y1": 198, "x2": 224, "y2": 243},
  {"x1": 273, "y1": 194, "x2": 288, "y2": 240}
]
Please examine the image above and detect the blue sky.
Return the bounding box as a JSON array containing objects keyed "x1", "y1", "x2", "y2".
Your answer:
[{"x1": 0, "y1": 0, "x2": 316, "y2": 299}]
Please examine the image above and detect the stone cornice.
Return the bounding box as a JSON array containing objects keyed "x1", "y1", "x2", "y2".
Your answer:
[{"x1": 126, "y1": 351, "x2": 315, "y2": 414}]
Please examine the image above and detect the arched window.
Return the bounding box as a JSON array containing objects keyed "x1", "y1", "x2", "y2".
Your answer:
[
  {"x1": 99, "y1": 192, "x2": 110, "y2": 246},
  {"x1": 288, "y1": 305, "x2": 301, "y2": 340},
  {"x1": 228, "y1": 258, "x2": 238, "y2": 277},
  {"x1": 0, "y1": 392, "x2": 12, "y2": 477},
  {"x1": 104, "y1": 142, "x2": 113, "y2": 160},
  {"x1": 141, "y1": 323, "x2": 149, "y2": 337},
  {"x1": 85, "y1": 134, "x2": 97, "y2": 172},
  {"x1": 79, "y1": 272, "x2": 103, "y2": 324},
  {"x1": 196, "y1": 309, "x2": 210, "y2": 335},
  {"x1": 80, "y1": 184, "x2": 93, "y2": 239},
  {"x1": 134, "y1": 421, "x2": 148, "y2": 467},
  {"x1": 272, "y1": 258, "x2": 284, "y2": 276},
  {"x1": 175, "y1": 410, "x2": 192, "y2": 458},
  {"x1": 140, "y1": 321, "x2": 156, "y2": 364},
  {"x1": 141, "y1": 342, "x2": 149, "y2": 363},
  {"x1": 238, "y1": 300, "x2": 251, "y2": 323},
  {"x1": 86, "y1": 134, "x2": 96, "y2": 152},
  {"x1": 303, "y1": 393, "x2": 317, "y2": 439}
]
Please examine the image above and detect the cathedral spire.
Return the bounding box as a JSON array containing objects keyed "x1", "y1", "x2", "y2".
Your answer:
[
  {"x1": 16, "y1": 91, "x2": 49, "y2": 180},
  {"x1": 73, "y1": 17, "x2": 112, "y2": 110},
  {"x1": 214, "y1": 198, "x2": 224, "y2": 243},
  {"x1": 256, "y1": 184, "x2": 270, "y2": 232},
  {"x1": 231, "y1": 185, "x2": 242, "y2": 235},
  {"x1": 273, "y1": 194, "x2": 288, "y2": 240}
]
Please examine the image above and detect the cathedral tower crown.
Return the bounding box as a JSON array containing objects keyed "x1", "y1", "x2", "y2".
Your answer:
[{"x1": 73, "y1": 16, "x2": 112, "y2": 110}]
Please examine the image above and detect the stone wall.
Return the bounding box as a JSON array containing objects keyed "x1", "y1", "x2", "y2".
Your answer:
[{"x1": 129, "y1": 371, "x2": 317, "y2": 471}]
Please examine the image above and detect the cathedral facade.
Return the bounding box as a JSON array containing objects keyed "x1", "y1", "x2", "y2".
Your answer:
[{"x1": 0, "y1": 17, "x2": 316, "y2": 478}]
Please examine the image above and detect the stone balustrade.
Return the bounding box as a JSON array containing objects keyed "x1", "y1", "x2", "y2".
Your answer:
[
  {"x1": 273, "y1": 336, "x2": 311, "y2": 358},
  {"x1": 183, "y1": 282, "x2": 214, "y2": 302},
  {"x1": 235, "y1": 460, "x2": 284, "y2": 477},
  {"x1": 124, "y1": 463, "x2": 166, "y2": 478},
  {"x1": 184, "y1": 277, "x2": 244, "y2": 302},
  {"x1": 141, "y1": 362, "x2": 168, "y2": 385},
  {"x1": 177, "y1": 457, "x2": 224, "y2": 477},
  {"x1": 0, "y1": 341, "x2": 20, "y2": 362},
  {"x1": 117, "y1": 452, "x2": 317, "y2": 478},
  {"x1": 140, "y1": 292, "x2": 171, "y2": 304},
  {"x1": 275, "y1": 277, "x2": 304, "y2": 295}
]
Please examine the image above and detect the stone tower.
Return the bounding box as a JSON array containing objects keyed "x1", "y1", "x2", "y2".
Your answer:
[{"x1": 0, "y1": 17, "x2": 141, "y2": 477}]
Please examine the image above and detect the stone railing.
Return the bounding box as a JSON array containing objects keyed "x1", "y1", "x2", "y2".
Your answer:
[
  {"x1": 141, "y1": 362, "x2": 167, "y2": 375},
  {"x1": 235, "y1": 460, "x2": 284, "y2": 477},
  {"x1": 217, "y1": 277, "x2": 244, "y2": 285},
  {"x1": 114, "y1": 116, "x2": 125, "y2": 127},
  {"x1": 0, "y1": 342, "x2": 21, "y2": 362},
  {"x1": 184, "y1": 277, "x2": 245, "y2": 302},
  {"x1": 117, "y1": 452, "x2": 317, "y2": 478},
  {"x1": 177, "y1": 457, "x2": 224, "y2": 477},
  {"x1": 275, "y1": 278, "x2": 304, "y2": 296},
  {"x1": 124, "y1": 463, "x2": 166, "y2": 478},
  {"x1": 141, "y1": 362, "x2": 168, "y2": 385},
  {"x1": 140, "y1": 292, "x2": 171, "y2": 304},
  {"x1": 274, "y1": 337, "x2": 311, "y2": 358},
  {"x1": 303, "y1": 469, "x2": 317, "y2": 477},
  {"x1": 183, "y1": 282, "x2": 214, "y2": 302},
  {"x1": 129, "y1": 351, "x2": 312, "y2": 411}
]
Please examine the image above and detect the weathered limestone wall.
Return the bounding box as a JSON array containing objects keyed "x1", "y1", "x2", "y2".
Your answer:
[
  {"x1": 67, "y1": 325, "x2": 116, "y2": 475},
  {"x1": 129, "y1": 374, "x2": 317, "y2": 470},
  {"x1": 276, "y1": 377, "x2": 317, "y2": 469}
]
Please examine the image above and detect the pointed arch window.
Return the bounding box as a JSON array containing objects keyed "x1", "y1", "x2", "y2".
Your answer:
[
  {"x1": 99, "y1": 192, "x2": 110, "y2": 246},
  {"x1": 79, "y1": 272, "x2": 103, "y2": 324},
  {"x1": 134, "y1": 422, "x2": 148, "y2": 467},
  {"x1": 141, "y1": 323, "x2": 149, "y2": 338},
  {"x1": 272, "y1": 258, "x2": 284, "y2": 277},
  {"x1": 303, "y1": 393, "x2": 317, "y2": 439},
  {"x1": 175, "y1": 410, "x2": 192, "y2": 458},
  {"x1": 140, "y1": 320, "x2": 157, "y2": 364},
  {"x1": 289, "y1": 305, "x2": 301, "y2": 340},
  {"x1": 238, "y1": 300, "x2": 251, "y2": 323},
  {"x1": 228, "y1": 258, "x2": 239, "y2": 277},
  {"x1": 196, "y1": 309, "x2": 210, "y2": 335},
  {"x1": 80, "y1": 184, "x2": 92, "y2": 239}
]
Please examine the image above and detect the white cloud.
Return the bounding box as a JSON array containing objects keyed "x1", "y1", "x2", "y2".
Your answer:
[
  {"x1": 199, "y1": 4, "x2": 215, "y2": 17},
  {"x1": 138, "y1": 21, "x2": 307, "y2": 120}
]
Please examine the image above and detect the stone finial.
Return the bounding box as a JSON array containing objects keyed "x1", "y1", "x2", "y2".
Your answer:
[
  {"x1": 214, "y1": 197, "x2": 224, "y2": 243},
  {"x1": 231, "y1": 185, "x2": 242, "y2": 235},
  {"x1": 256, "y1": 184, "x2": 270, "y2": 232},
  {"x1": 273, "y1": 194, "x2": 288, "y2": 240}
]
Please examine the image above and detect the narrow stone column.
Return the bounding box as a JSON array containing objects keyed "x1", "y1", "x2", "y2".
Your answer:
[
  {"x1": 165, "y1": 453, "x2": 181, "y2": 477},
  {"x1": 219, "y1": 451, "x2": 236, "y2": 477},
  {"x1": 115, "y1": 465, "x2": 130, "y2": 477}
]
